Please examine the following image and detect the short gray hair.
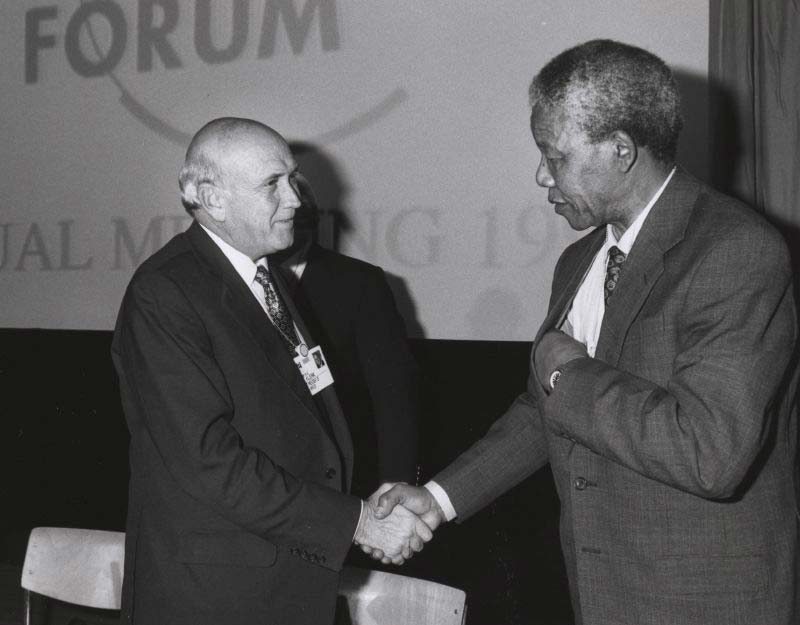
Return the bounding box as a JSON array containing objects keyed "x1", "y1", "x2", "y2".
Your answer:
[
  {"x1": 529, "y1": 39, "x2": 683, "y2": 163},
  {"x1": 178, "y1": 153, "x2": 223, "y2": 212}
]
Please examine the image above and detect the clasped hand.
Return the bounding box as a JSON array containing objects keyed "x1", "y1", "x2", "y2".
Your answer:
[
  {"x1": 353, "y1": 483, "x2": 446, "y2": 565},
  {"x1": 534, "y1": 329, "x2": 588, "y2": 390}
]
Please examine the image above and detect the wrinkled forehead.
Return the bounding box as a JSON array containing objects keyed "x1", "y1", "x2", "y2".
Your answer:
[
  {"x1": 530, "y1": 100, "x2": 588, "y2": 150},
  {"x1": 220, "y1": 131, "x2": 296, "y2": 179}
]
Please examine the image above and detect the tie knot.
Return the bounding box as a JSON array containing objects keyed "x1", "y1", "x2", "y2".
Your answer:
[
  {"x1": 604, "y1": 246, "x2": 627, "y2": 304},
  {"x1": 254, "y1": 265, "x2": 270, "y2": 287},
  {"x1": 607, "y1": 246, "x2": 626, "y2": 267}
]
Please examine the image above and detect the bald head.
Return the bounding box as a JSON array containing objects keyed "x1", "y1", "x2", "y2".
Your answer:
[
  {"x1": 179, "y1": 117, "x2": 301, "y2": 259},
  {"x1": 179, "y1": 117, "x2": 288, "y2": 211}
]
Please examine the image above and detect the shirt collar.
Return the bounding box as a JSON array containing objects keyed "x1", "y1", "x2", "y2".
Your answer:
[
  {"x1": 199, "y1": 224, "x2": 265, "y2": 285},
  {"x1": 607, "y1": 166, "x2": 676, "y2": 253}
]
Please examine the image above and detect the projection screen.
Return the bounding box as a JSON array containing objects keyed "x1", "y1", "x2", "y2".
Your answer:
[{"x1": 1, "y1": 1, "x2": 708, "y2": 340}]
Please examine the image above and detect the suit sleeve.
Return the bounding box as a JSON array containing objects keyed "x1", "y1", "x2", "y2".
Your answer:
[
  {"x1": 112, "y1": 273, "x2": 361, "y2": 570},
  {"x1": 546, "y1": 223, "x2": 797, "y2": 499},
  {"x1": 428, "y1": 249, "x2": 573, "y2": 520},
  {"x1": 355, "y1": 267, "x2": 421, "y2": 483},
  {"x1": 433, "y1": 377, "x2": 549, "y2": 521}
]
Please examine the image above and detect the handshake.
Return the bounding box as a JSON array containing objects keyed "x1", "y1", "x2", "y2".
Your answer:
[{"x1": 352, "y1": 483, "x2": 446, "y2": 565}]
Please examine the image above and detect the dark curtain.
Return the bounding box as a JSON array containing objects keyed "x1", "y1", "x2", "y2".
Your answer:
[
  {"x1": 709, "y1": 0, "x2": 800, "y2": 249},
  {"x1": 710, "y1": 0, "x2": 800, "y2": 540}
]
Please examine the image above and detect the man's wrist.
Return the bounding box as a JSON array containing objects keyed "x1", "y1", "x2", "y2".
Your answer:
[
  {"x1": 424, "y1": 481, "x2": 457, "y2": 522},
  {"x1": 352, "y1": 500, "x2": 365, "y2": 543},
  {"x1": 548, "y1": 355, "x2": 588, "y2": 392}
]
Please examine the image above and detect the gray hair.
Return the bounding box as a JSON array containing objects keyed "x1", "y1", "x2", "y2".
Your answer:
[
  {"x1": 178, "y1": 152, "x2": 223, "y2": 212},
  {"x1": 529, "y1": 39, "x2": 683, "y2": 163}
]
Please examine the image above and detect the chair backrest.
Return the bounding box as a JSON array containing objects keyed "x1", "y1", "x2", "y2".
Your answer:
[
  {"x1": 337, "y1": 566, "x2": 466, "y2": 625},
  {"x1": 21, "y1": 527, "x2": 125, "y2": 610},
  {"x1": 20, "y1": 529, "x2": 467, "y2": 624}
]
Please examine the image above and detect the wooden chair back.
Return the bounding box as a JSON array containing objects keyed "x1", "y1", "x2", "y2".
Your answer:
[
  {"x1": 337, "y1": 566, "x2": 467, "y2": 625},
  {"x1": 21, "y1": 526, "x2": 125, "y2": 618}
]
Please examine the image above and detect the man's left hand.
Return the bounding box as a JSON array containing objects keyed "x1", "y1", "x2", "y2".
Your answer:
[{"x1": 534, "y1": 330, "x2": 588, "y2": 390}]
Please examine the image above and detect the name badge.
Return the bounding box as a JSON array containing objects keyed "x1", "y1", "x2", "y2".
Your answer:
[{"x1": 293, "y1": 345, "x2": 334, "y2": 395}]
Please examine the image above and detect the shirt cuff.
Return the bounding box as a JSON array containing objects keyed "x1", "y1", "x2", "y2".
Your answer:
[
  {"x1": 352, "y1": 499, "x2": 364, "y2": 542},
  {"x1": 424, "y1": 481, "x2": 457, "y2": 522}
]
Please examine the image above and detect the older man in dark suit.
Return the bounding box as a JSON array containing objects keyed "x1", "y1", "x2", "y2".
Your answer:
[
  {"x1": 376, "y1": 40, "x2": 799, "y2": 624},
  {"x1": 111, "y1": 118, "x2": 432, "y2": 625}
]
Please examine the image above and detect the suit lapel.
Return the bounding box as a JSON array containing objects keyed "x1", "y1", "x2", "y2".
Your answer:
[
  {"x1": 186, "y1": 224, "x2": 322, "y2": 424},
  {"x1": 595, "y1": 169, "x2": 700, "y2": 364},
  {"x1": 270, "y1": 258, "x2": 355, "y2": 484},
  {"x1": 536, "y1": 230, "x2": 605, "y2": 343}
]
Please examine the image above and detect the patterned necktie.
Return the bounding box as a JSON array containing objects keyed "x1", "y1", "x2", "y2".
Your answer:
[
  {"x1": 254, "y1": 264, "x2": 299, "y2": 352},
  {"x1": 604, "y1": 246, "x2": 627, "y2": 305}
]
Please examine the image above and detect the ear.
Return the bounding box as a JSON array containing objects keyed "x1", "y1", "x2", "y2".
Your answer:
[
  {"x1": 609, "y1": 130, "x2": 637, "y2": 172},
  {"x1": 198, "y1": 182, "x2": 226, "y2": 222}
]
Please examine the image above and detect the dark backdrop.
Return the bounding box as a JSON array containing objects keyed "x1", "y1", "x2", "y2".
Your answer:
[{"x1": 0, "y1": 329, "x2": 571, "y2": 625}]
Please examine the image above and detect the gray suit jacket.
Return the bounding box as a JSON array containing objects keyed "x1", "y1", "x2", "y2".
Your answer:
[{"x1": 436, "y1": 170, "x2": 799, "y2": 624}]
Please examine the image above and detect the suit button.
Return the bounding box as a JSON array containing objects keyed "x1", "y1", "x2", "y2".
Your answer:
[
  {"x1": 574, "y1": 477, "x2": 587, "y2": 490},
  {"x1": 325, "y1": 467, "x2": 337, "y2": 479}
]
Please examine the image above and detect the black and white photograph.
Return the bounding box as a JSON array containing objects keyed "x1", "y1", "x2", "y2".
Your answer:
[{"x1": 1, "y1": 2, "x2": 798, "y2": 624}]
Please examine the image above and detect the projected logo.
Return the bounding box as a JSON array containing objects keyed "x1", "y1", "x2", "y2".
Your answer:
[
  {"x1": 24, "y1": 0, "x2": 407, "y2": 146},
  {"x1": 16, "y1": 0, "x2": 558, "y2": 315}
]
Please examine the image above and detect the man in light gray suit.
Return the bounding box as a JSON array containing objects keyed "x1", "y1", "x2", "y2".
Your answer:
[{"x1": 373, "y1": 40, "x2": 799, "y2": 624}]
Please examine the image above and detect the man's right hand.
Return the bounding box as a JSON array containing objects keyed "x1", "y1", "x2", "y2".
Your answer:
[
  {"x1": 375, "y1": 484, "x2": 446, "y2": 533},
  {"x1": 353, "y1": 488, "x2": 433, "y2": 565}
]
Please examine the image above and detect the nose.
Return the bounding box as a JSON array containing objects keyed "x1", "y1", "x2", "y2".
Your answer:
[
  {"x1": 535, "y1": 156, "x2": 554, "y2": 188},
  {"x1": 281, "y1": 178, "x2": 302, "y2": 210}
]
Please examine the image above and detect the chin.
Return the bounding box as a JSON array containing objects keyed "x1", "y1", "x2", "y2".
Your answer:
[
  {"x1": 565, "y1": 219, "x2": 593, "y2": 232},
  {"x1": 262, "y1": 233, "x2": 294, "y2": 258},
  {"x1": 278, "y1": 231, "x2": 295, "y2": 250},
  {"x1": 555, "y1": 205, "x2": 589, "y2": 231},
  {"x1": 559, "y1": 212, "x2": 593, "y2": 231}
]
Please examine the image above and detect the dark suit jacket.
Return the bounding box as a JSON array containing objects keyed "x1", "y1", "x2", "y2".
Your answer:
[
  {"x1": 284, "y1": 244, "x2": 421, "y2": 497},
  {"x1": 436, "y1": 170, "x2": 799, "y2": 625},
  {"x1": 112, "y1": 223, "x2": 361, "y2": 625}
]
